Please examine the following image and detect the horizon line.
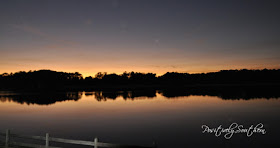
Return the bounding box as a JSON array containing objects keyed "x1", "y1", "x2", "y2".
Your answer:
[{"x1": 1, "y1": 68, "x2": 279, "y2": 78}]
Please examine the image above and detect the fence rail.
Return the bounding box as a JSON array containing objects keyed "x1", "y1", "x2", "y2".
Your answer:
[{"x1": 0, "y1": 129, "x2": 156, "y2": 148}]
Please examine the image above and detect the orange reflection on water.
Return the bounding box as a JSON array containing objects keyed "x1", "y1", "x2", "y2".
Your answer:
[{"x1": 1, "y1": 92, "x2": 279, "y2": 119}]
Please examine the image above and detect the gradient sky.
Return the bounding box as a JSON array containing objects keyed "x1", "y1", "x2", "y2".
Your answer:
[{"x1": 1, "y1": 0, "x2": 280, "y2": 77}]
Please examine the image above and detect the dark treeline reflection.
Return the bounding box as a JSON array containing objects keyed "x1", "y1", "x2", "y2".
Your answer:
[
  {"x1": 0, "y1": 69, "x2": 280, "y2": 90},
  {"x1": 158, "y1": 86, "x2": 280, "y2": 100},
  {"x1": 1, "y1": 86, "x2": 279, "y2": 105},
  {"x1": 88, "y1": 90, "x2": 157, "y2": 101},
  {"x1": 0, "y1": 92, "x2": 82, "y2": 105},
  {"x1": 92, "y1": 86, "x2": 280, "y2": 101}
]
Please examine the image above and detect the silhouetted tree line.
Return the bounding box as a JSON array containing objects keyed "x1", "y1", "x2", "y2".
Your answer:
[
  {"x1": 84, "y1": 71, "x2": 157, "y2": 85},
  {"x1": 0, "y1": 70, "x2": 83, "y2": 90},
  {"x1": 0, "y1": 69, "x2": 280, "y2": 90},
  {"x1": 158, "y1": 69, "x2": 280, "y2": 85}
]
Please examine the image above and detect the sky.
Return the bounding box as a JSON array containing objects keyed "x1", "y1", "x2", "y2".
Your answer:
[{"x1": 1, "y1": 0, "x2": 280, "y2": 77}]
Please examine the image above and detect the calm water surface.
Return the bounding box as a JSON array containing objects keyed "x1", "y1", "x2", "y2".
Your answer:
[{"x1": 0, "y1": 90, "x2": 279, "y2": 148}]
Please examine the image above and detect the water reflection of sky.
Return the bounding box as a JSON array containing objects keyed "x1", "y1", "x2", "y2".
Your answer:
[{"x1": 0, "y1": 91, "x2": 279, "y2": 148}]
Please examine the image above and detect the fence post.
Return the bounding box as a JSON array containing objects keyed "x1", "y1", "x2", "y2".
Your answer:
[
  {"x1": 46, "y1": 133, "x2": 49, "y2": 147},
  {"x1": 5, "y1": 129, "x2": 10, "y2": 148},
  {"x1": 94, "y1": 137, "x2": 98, "y2": 148},
  {"x1": 153, "y1": 141, "x2": 157, "y2": 148}
]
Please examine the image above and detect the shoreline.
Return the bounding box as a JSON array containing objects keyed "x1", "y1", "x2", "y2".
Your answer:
[{"x1": 1, "y1": 83, "x2": 280, "y2": 92}]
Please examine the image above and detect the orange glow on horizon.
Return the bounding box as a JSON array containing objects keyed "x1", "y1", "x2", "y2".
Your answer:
[{"x1": 1, "y1": 65, "x2": 280, "y2": 78}]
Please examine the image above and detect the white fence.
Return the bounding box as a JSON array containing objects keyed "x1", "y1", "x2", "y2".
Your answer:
[{"x1": 0, "y1": 129, "x2": 156, "y2": 148}]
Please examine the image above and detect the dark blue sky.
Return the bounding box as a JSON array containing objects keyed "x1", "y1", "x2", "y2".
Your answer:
[{"x1": 1, "y1": 0, "x2": 280, "y2": 76}]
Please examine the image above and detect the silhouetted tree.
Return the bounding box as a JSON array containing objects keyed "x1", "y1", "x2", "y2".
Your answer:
[{"x1": 95, "y1": 72, "x2": 107, "y2": 79}]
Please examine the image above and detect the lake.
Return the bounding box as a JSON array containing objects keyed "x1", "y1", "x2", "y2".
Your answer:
[{"x1": 0, "y1": 87, "x2": 279, "y2": 148}]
